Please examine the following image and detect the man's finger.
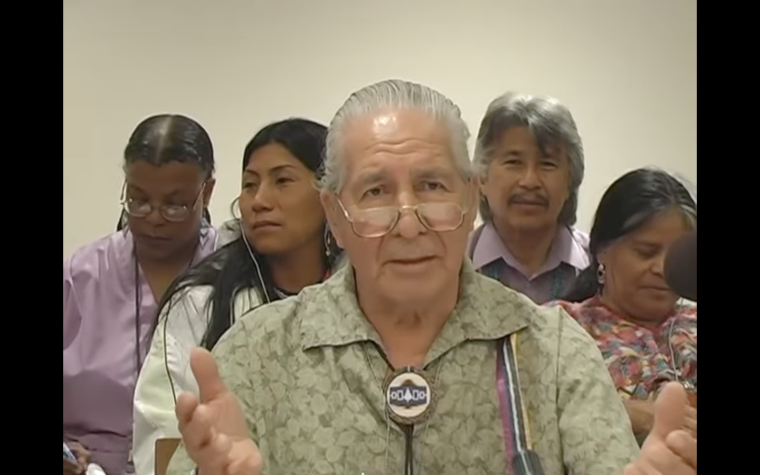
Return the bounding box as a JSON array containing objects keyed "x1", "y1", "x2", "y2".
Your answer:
[
  {"x1": 176, "y1": 391, "x2": 200, "y2": 428},
  {"x1": 650, "y1": 382, "x2": 688, "y2": 439},
  {"x1": 192, "y1": 431, "x2": 233, "y2": 471},
  {"x1": 181, "y1": 402, "x2": 217, "y2": 452},
  {"x1": 227, "y1": 440, "x2": 263, "y2": 474},
  {"x1": 666, "y1": 430, "x2": 697, "y2": 469},
  {"x1": 622, "y1": 463, "x2": 647, "y2": 475},
  {"x1": 190, "y1": 347, "x2": 229, "y2": 403}
]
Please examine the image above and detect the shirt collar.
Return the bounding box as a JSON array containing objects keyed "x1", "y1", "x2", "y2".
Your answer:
[
  {"x1": 299, "y1": 259, "x2": 533, "y2": 363},
  {"x1": 470, "y1": 222, "x2": 589, "y2": 274}
]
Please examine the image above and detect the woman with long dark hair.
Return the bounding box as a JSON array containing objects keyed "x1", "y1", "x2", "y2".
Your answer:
[
  {"x1": 63, "y1": 114, "x2": 228, "y2": 475},
  {"x1": 550, "y1": 167, "x2": 697, "y2": 444},
  {"x1": 132, "y1": 118, "x2": 343, "y2": 475}
]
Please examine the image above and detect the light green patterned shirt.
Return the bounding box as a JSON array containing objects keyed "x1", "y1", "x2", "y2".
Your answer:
[{"x1": 167, "y1": 261, "x2": 639, "y2": 475}]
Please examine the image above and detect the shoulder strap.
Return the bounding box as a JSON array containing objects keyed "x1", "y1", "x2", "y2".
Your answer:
[{"x1": 496, "y1": 334, "x2": 545, "y2": 475}]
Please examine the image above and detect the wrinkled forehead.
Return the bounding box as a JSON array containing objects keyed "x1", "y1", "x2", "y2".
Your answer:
[{"x1": 340, "y1": 109, "x2": 459, "y2": 185}]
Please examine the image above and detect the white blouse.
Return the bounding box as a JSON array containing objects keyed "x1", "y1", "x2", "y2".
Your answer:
[{"x1": 132, "y1": 285, "x2": 261, "y2": 475}]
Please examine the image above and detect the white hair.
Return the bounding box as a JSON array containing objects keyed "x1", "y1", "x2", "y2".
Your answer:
[
  {"x1": 473, "y1": 92, "x2": 585, "y2": 226},
  {"x1": 318, "y1": 79, "x2": 473, "y2": 194}
]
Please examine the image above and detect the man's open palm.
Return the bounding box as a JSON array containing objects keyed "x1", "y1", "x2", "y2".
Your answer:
[{"x1": 176, "y1": 348, "x2": 262, "y2": 475}]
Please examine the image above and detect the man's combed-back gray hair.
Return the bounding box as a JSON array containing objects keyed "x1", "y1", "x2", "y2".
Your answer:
[
  {"x1": 318, "y1": 79, "x2": 473, "y2": 194},
  {"x1": 473, "y1": 92, "x2": 585, "y2": 226}
]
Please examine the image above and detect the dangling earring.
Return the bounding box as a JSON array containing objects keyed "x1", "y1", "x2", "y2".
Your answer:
[
  {"x1": 324, "y1": 227, "x2": 333, "y2": 258},
  {"x1": 119, "y1": 210, "x2": 129, "y2": 235},
  {"x1": 597, "y1": 263, "x2": 606, "y2": 285}
]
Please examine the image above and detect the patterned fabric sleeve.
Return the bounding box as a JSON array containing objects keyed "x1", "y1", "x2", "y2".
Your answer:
[
  {"x1": 652, "y1": 308, "x2": 697, "y2": 397},
  {"x1": 673, "y1": 309, "x2": 697, "y2": 387},
  {"x1": 553, "y1": 308, "x2": 640, "y2": 474}
]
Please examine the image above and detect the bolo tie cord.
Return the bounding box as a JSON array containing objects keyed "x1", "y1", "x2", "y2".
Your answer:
[
  {"x1": 403, "y1": 425, "x2": 415, "y2": 475},
  {"x1": 133, "y1": 256, "x2": 143, "y2": 373}
]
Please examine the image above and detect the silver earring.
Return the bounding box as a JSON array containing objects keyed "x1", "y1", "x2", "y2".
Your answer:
[
  {"x1": 229, "y1": 197, "x2": 242, "y2": 221},
  {"x1": 324, "y1": 228, "x2": 333, "y2": 258},
  {"x1": 597, "y1": 264, "x2": 606, "y2": 285}
]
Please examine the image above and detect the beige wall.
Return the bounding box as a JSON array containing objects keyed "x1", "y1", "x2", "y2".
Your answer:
[{"x1": 63, "y1": 0, "x2": 696, "y2": 256}]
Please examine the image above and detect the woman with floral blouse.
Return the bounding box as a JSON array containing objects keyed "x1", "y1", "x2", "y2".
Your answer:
[{"x1": 548, "y1": 168, "x2": 697, "y2": 444}]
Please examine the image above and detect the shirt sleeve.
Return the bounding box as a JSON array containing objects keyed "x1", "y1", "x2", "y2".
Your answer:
[
  {"x1": 132, "y1": 287, "x2": 211, "y2": 475},
  {"x1": 63, "y1": 258, "x2": 80, "y2": 350},
  {"x1": 555, "y1": 308, "x2": 640, "y2": 474}
]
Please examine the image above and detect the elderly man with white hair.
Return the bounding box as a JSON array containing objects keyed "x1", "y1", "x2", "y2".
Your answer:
[{"x1": 165, "y1": 80, "x2": 697, "y2": 475}]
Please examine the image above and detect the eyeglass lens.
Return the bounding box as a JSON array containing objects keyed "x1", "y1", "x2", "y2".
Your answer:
[
  {"x1": 125, "y1": 201, "x2": 191, "y2": 221},
  {"x1": 351, "y1": 202, "x2": 463, "y2": 236},
  {"x1": 123, "y1": 183, "x2": 205, "y2": 222}
]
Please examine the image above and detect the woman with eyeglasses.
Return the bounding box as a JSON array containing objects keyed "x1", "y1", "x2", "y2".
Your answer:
[
  {"x1": 547, "y1": 168, "x2": 697, "y2": 445},
  {"x1": 63, "y1": 114, "x2": 230, "y2": 475},
  {"x1": 131, "y1": 118, "x2": 344, "y2": 475}
]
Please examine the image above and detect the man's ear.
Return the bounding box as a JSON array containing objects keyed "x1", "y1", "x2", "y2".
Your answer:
[
  {"x1": 203, "y1": 178, "x2": 217, "y2": 206},
  {"x1": 471, "y1": 176, "x2": 483, "y2": 212},
  {"x1": 478, "y1": 172, "x2": 488, "y2": 193},
  {"x1": 464, "y1": 177, "x2": 480, "y2": 231},
  {"x1": 320, "y1": 190, "x2": 345, "y2": 249}
]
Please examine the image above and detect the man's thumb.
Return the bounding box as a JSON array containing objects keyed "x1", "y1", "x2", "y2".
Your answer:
[
  {"x1": 651, "y1": 382, "x2": 688, "y2": 439},
  {"x1": 190, "y1": 347, "x2": 228, "y2": 402}
]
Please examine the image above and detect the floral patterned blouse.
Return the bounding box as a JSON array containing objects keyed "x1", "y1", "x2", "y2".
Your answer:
[{"x1": 548, "y1": 297, "x2": 697, "y2": 401}]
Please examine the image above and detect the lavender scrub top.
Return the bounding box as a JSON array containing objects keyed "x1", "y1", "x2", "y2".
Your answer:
[{"x1": 63, "y1": 227, "x2": 220, "y2": 475}]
